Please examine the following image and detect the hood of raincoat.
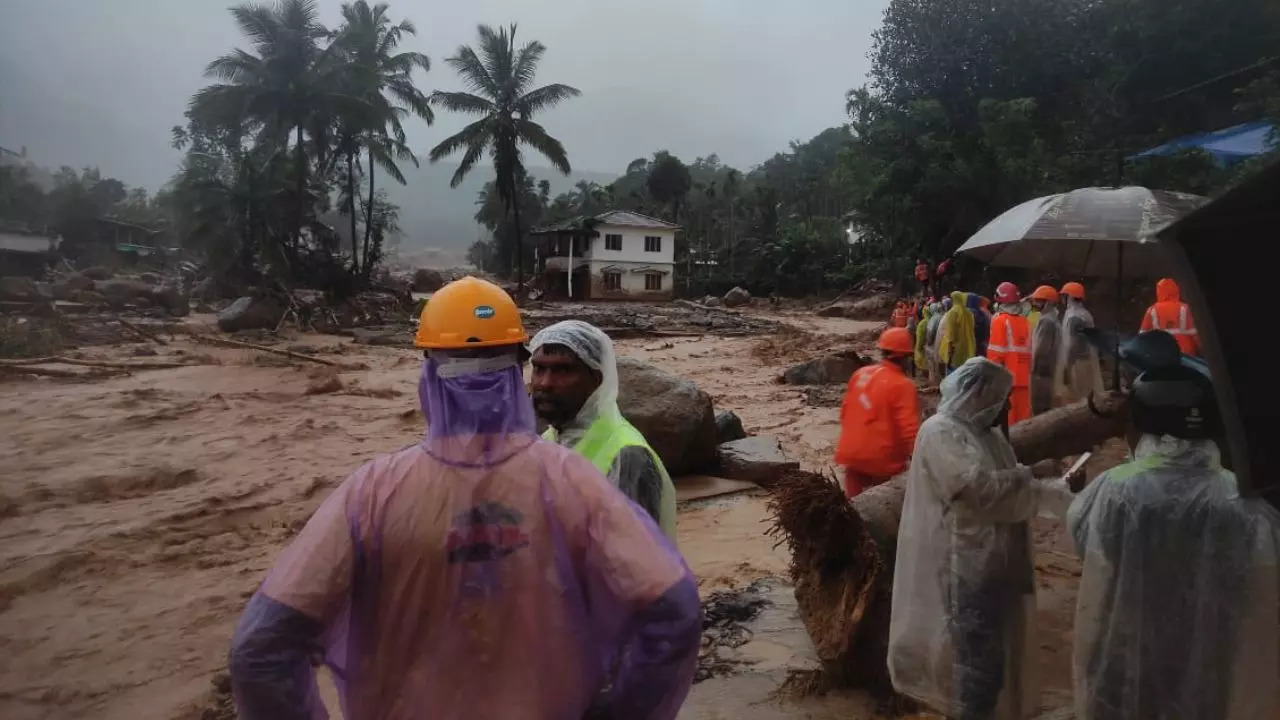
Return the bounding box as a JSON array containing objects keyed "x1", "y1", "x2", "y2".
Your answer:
[
  {"x1": 1156, "y1": 277, "x2": 1181, "y2": 303},
  {"x1": 529, "y1": 320, "x2": 622, "y2": 447},
  {"x1": 938, "y1": 356, "x2": 1013, "y2": 427}
]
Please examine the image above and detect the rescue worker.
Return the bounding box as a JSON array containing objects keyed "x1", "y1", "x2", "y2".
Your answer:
[
  {"x1": 914, "y1": 303, "x2": 933, "y2": 381},
  {"x1": 915, "y1": 258, "x2": 932, "y2": 294},
  {"x1": 1057, "y1": 282, "x2": 1103, "y2": 404},
  {"x1": 925, "y1": 301, "x2": 945, "y2": 385},
  {"x1": 891, "y1": 301, "x2": 911, "y2": 328},
  {"x1": 228, "y1": 278, "x2": 700, "y2": 720},
  {"x1": 530, "y1": 320, "x2": 677, "y2": 542},
  {"x1": 1139, "y1": 277, "x2": 1200, "y2": 355},
  {"x1": 969, "y1": 293, "x2": 991, "y2": 357},
  {"x1": 1027, "y1": 285, "x2": 1061, "y2": 415},
  {"x1": 835, "y1": 327, "x2": 921, "y2": 498},
  {"x1": 939, "y1": 291, "x2": 977, "y2": 374},
  {"x1": 889, "y1": 357, "x2": 1064, "y2": 720},
  {"x1": 1068, "y1": 332, "x2": 1280, "y2": 720},
  {"x1": 987, "y1": 282, "x2": 1033, "y2": 426}
]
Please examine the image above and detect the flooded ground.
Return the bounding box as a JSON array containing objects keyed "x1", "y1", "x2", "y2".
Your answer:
[{"x1": 0, "y1": 307, "x2": 1085, "y2": 719}]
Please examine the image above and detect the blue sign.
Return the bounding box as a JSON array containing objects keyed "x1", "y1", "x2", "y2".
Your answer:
[{"x1": 474, "y1": 305, "x2": 495, "y2": 319}]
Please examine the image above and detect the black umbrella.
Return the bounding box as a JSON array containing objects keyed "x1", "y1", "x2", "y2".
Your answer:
[{"x1": 1157, "y1": 159, "x2": 1280, "y2": 499}]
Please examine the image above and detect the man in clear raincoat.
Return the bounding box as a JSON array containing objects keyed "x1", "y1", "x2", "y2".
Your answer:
[
  {"x1": 1068, "y1": 332, "x2": 1280, "y2": 720},
  {"x1": 227, "y1": 277, "x2": 701, "y2": 720},
  {"x1": 1027, "y1": 286, "x2": 1061, "y2": 416},
  {"x1": 530, "y1": 320, "x2": 678, "y2": 541},
  {"x1": 889, "y1": 357, "x2": 1065, "y2": 720},
  {"x1": 1056, "y1": 282, "x2": 1103, "y2": 404}
]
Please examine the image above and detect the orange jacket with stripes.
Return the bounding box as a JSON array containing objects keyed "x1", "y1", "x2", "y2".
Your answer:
[
  {"x1": 1140, "y1": 278, "x2": 1200, "y2": 355},
  {"x1": 835, "y1": 361, "x2": 920, "y2": 478},
  {"x1": 987, "y1": 311, "x2": 1032, "y2": 387}
]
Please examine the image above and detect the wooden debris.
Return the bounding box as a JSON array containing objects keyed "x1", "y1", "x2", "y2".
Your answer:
[
  {"x1": 116, "y1": 317, "x2": 168, "y2": 345},
  {"x1": 193, "y1": 335, "x2": 339, "y2": 367}
]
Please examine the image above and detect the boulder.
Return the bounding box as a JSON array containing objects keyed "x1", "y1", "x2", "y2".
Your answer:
[
  {"x1": 96, "y1": 279, "x2": 153, "y2": 308},
  {"x1": 191, "y1": 277, "x2": 215, "y2": 300},
  {"x1": 0, "y1": 276, "x2": 38, "y2": 301},
  {"x1": 53, "y1": 273, "x2": 95, "y2": 300},
  {"x1": 32, "y1": 282, "x2": 54, "y2": 301},
  {"x1": 816, "y1": 303, "x2": 852, "y2": 318},
  {"x1": 139, "y1": 272, "x2": 163, "y2": 285},
  {"x1": 351, "y1": 328, "x2": 410, "y2": 346},
  {"x1": 704, "y1": 296, "x2": 724, "y2": 308},
  {"x1": 80, "y1": 266, "x2": 114, "y2": 281},
  {"x1": 715, "y1": 410, "x2": 747, "y2": 444},
  {"x1": 217, "y1": 296, "x2": 285, "y2": 332},
  {"x1": 152, "y1": 283, "x2": 190, "y2": 317},
  {"x1": 782, "y1": 351, "x2": 868, "y2": 385},
  {"x1": 412, "y1": 268, "x2": 445, "y2": 293},
  {"x1": 723, "y1": 286, "x2": 751, "y2": 308},
  {"x1": 846, "y1": 293, "x2": 896, "y2": 320},
  {"x1": 717, "y1": 436, "x2": 800, "y2": 486},
  {"x1": 616, "y1": 356, "x2": 719, "y2": 475}
]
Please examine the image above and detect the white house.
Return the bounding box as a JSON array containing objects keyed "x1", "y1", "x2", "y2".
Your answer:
[{"x1": 535, "y1": 210, "x2": 680, "y2": 300}]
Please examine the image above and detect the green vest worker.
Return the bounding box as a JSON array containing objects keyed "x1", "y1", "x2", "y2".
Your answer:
[{"x1": 530, "y1": 320, "x2": 678, "y2": 541}]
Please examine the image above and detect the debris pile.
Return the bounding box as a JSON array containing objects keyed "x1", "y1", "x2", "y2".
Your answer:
[
  {"x1": 697, "y1": 580, "x2": 772, "y2": 682},
  {"x1": 522, "y1": 302, "x2": 780, "y2": 338}
]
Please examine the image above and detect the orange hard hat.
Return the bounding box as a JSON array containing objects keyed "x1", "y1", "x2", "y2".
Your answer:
[
  {"x1": 877, "y1": 327, "x2": 915, "y2": 356},
  {"x1": 1030, "y1": 285, "x2": 1060, "y2": 303},
  {"x1": 994, "y1": 281, "x2": 1020, "y2": 303},
  {"x1": 413, "y1": 276, "x2": 528, "y2": 349},
  {"x1": 1060, "y1": 281, "x2": 1086, "y2": 300}
]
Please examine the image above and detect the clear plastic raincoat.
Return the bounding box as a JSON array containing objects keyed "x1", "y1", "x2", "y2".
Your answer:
[
  {"x1": 228, "y1": 351, "x2": 700, "y2": 720},
  {"x1": 925, "y1": 303, "x2": 944, "y2": 384},
  {"x1": 531, "y1": 321, "x2": 678, "y2": 540},
  {"x1": 1030, "y1": 306, "x2": 1061, "y2": 415},
  {"x1": 889, "y1": 357, "x2": 1052, "y2": 720},
  {"x1": 1068, "y1": 434, "x2": 1280, "y2": 720},
  {"x1": 1056, "y1": 299, "x2": 1104, "y2": 403}
]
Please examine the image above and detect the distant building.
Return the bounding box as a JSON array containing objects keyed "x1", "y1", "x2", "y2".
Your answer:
[
  {"x1": 0, "y1": 227, "x2": 59, "y2": 277},
  {"x1": 532, "y1": 210, "x2": 680, "y2": 300}
]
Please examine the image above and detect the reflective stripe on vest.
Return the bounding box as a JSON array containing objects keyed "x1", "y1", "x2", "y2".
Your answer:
[
  {"x1": 1150, "y1": 304, "x2": 1197, "y2": 336},
  {"x1": 543, "y1": 414, "x2": 677, "y2": 542},
  {"x1": 855, "y1": 365, "x2": 886, "y2": 412}
]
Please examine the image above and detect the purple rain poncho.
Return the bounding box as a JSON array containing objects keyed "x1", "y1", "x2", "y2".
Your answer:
[{"x1": 228, "y1": 354, "x2": 701, "y2": 719}]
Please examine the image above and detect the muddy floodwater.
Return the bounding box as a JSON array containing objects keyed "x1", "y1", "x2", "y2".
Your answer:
[{"x1": 0, "y1": 308, "x2": 1084, "y2": 719}]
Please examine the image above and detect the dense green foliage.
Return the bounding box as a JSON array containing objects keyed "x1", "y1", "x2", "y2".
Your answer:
[{"x1": 465, "y1": 0, "x2": 1278, "y2": 297}]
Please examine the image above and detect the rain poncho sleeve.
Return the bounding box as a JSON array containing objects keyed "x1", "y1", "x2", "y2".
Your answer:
[
  {"x1": 1056, "y1": 301, "x2": 1104, "y2": 403},
  {"x1": 609, "y1": 445, "x2": 665, "y2": 528},
  {"x1": 229, "y1": 355, "x2": 700, "y2": 720},
  {"x1": 889, "y1": 357, "x2": 1045, "y2": 720},
  {"x1": 939, "y1": 291, "x2": 977, "y2": 369},
  {"x1": 1067, "y1": 435, "x2": 1280, "y2": 720}
]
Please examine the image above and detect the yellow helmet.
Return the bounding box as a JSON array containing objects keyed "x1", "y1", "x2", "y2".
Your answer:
[{"x1": 413, "y1": 276, "x2": 528, "y2": 349}]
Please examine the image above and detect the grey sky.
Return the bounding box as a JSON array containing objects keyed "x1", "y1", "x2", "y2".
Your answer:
[{"x1": 0, "y1": 0, "x2": 886, "y2": 191}]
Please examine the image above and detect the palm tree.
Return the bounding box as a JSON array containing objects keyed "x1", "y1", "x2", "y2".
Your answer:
[
  {"x1": 190, "y1": 0, "x2": 361, "y2": 251},
  {"x1": 336, "y1": 0, "x2": 432, "y2": 276},
  {"x1": 429, "y1": 23, "x2": 580, "y2": 290}
]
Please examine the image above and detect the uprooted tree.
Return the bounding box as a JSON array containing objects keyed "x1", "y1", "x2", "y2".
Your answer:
[{"x1": 767, "y1": 394, "x2": 1129, "y2": 694}]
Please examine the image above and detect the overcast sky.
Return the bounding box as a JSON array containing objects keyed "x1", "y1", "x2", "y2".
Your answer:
[{"x1": 0, "y1": 0, "x2": 887, "y2": 191}]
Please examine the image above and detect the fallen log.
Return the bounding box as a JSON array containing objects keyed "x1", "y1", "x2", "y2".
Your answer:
[
  {"x1": 0, "y1": 356, "x2": 191, "y2": 370},
  {"x1": 0, "y1": 364, "x2": 123, "y2": 379},
  {"x1": 194, "y1": 335, "x2": 339, "y2": 367},
  {"x1": 767, "y1": 393, "x2": 1128, "y2": 695},
  {"x1": 117, "y1": 317, "x2": 168, "y2": 345}
]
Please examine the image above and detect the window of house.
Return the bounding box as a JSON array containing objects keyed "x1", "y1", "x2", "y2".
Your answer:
[
  {"x1": 644, "y1": 235, "x2": 662, "y2": 252},
  {"x1": 645, "y1": 272, "x2": 663, "y2": 291},
  {"x1": 604, "y1": 271, "x2": 622, "y2": 291},
  {"x1": 604, "y1": 234, "x2": 622, "y2": 251}
]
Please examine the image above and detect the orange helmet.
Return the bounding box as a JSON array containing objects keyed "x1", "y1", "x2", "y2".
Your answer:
[
  {"x1": 413, "y1": 276, "x2": 528, "y2": 349},
  {"x1": 877, "y1": 327, "x2": 915, "y2": 356},
  {"x1": 994, "y1": 281, "x2": 1020, "y2": 303},
  {"x1": 1030, "y1": 285, "x2": 1060, "y2": 303},
  {"x1": 1060, "y1": 281, "x2": 1086, "y2": 301}
]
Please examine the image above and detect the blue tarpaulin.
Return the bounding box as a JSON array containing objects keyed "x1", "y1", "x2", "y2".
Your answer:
[{"x1": 1130, "y1": 121, "x2": 1277, "y2": 165}]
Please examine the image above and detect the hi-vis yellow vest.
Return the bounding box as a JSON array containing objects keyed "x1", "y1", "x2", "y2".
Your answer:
[{"x1": 543, "y1": 415, "x2": 677, "y2": 542}]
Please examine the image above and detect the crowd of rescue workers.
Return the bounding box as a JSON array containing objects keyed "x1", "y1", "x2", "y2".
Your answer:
[{"x1": 220, "y1": 272, "x2": 1279, "y2": 720}]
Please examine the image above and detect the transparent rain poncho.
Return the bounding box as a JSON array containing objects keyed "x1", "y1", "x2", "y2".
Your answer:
[
  {"x1": 1068, "y1": 434, "x2": 1280, "y2": 720},
  {"x1": 530, "y1": 320, "x2": 678, "y2": 539},
  {"x1": 1056, "y1": 299, "x2": 1104, "y2": 403},
  {"x1": 889, "y1": 357, "x2": 1056, "y2": 720},
  {"x1": 1030, "y1": 306, "x2": 1061, "y2": 415},
  {"x1": 228, "y1": 350, "x2": 700, "y2": 720}
]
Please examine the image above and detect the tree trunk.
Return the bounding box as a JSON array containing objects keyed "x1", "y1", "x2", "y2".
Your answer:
[
  {"x1": 510, "y1": 176, "x2": 525, "y2": 296},
  {"x1": 348, "y1": 147, "x2": 359, "y2": 276},
  {"x1": 364, "y1": 150, "x2": 376, "y2": 276},
  {"x1": 767, "y1": 393, "x2": 1128, "y2": 695},
  {"x1": 294, "y1": 125, "x2": 307, "y2": 249}
]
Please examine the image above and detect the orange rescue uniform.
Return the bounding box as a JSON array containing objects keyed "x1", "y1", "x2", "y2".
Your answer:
[
  {"x1": 987, "y1": 311, "x2": 1032, "y2": 425},
  {"x1": 1140, "y1": 278, "x2": 1200, "y2": 356},
  {"x1": 835, "y1": 360, "x2": 921, "y2": 498}
]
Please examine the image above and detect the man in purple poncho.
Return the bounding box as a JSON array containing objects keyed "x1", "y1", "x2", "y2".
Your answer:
[{"x1": 227, "y1": 277, "x2": 701, "y2": 719}]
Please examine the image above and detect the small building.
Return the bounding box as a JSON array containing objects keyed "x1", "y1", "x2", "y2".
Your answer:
[
  {"x1": 532, "y1": 210, "x2": 680, "y2": 300},
  {"x1": 0, "y1": 228, "x2": 59, "y2": 277}
]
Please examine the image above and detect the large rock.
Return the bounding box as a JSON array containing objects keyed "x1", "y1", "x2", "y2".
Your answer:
[
  {"x1": 80, "y1": 266, "x2": 114, "y2": 281},
  {"x1": 718, "y1": 436, "x2": 800, "y2": 486},
  {"x1": 782, "y1": 351, "x2": 868, "y2": 385},
  {"x1": 412, "y1": 268, "x2": 445, "y2": 293},
  {"x1": 847, "y1": 293, "x2": 896, "y2": 320},
  {"x1": 723, "y1": 286, "x2": 751, "y2": 308},
  {"x1": 53, "y1": 273, "x2": 95, "y2": 300},
  {"x1": 0, "y1": 276, "x2": 38, "y2": 301},
  {"x1": 617, "y1": 356, "x2": 719, "y2": 475},
  {"x1": 152, "y1": 283, "x2": 191, "y2": 317},
  {"x1": 97, "y1": 279, "x2": 153, "y2": 308},
  {"x1": 217, "y1": 296, "x2": 285, "y2": 332},
  {"x1": 816, "y1": 303, "x2": 852, "y2": 318},
  {"x1": 715, "y1": 410, "x2": 747, "y2": 444}
]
